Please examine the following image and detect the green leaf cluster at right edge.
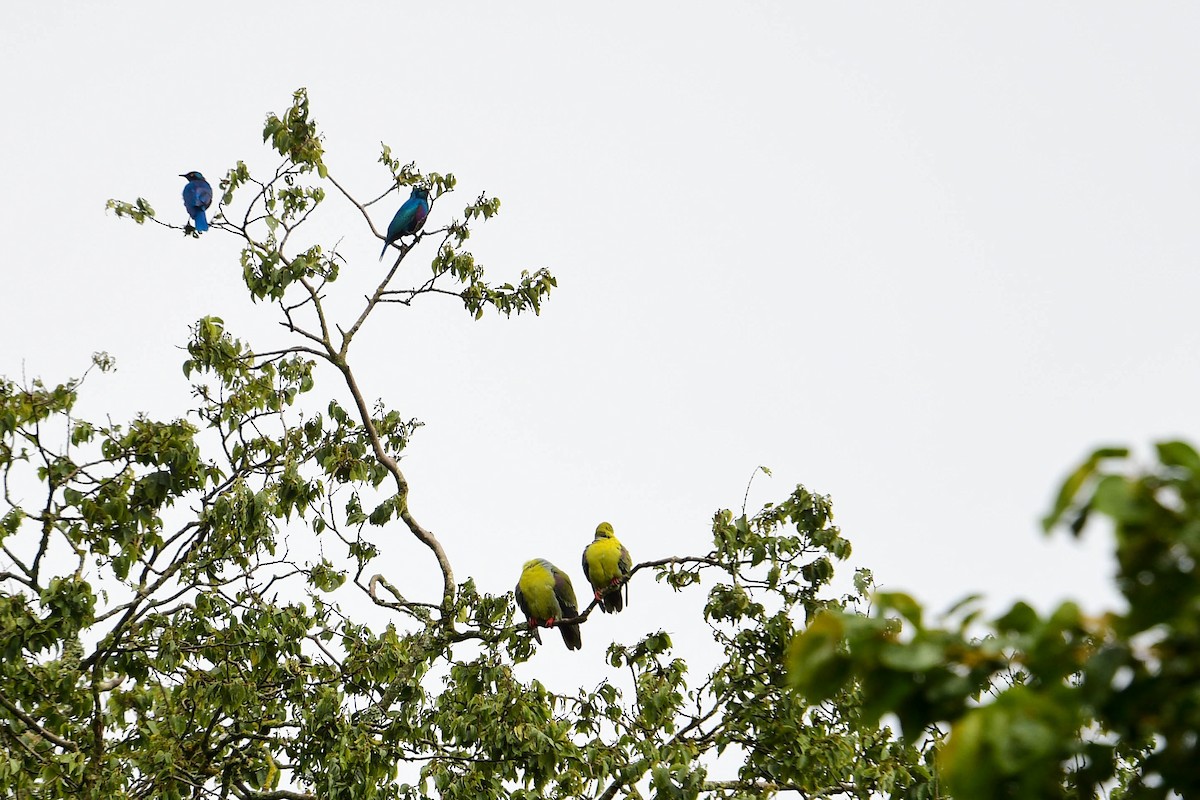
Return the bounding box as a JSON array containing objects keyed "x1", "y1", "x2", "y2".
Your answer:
[{"x1": 788, "y1": 439, "x2": 1200, "y2": 800}]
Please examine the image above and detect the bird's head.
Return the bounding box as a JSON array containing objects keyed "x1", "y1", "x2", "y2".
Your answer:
[
  {"x1": 180, "y1": 171, "x2": 206, "y2": 182},
  {"x1": 595, "y1": 522, "x2": 615, "y2": 539},
  {"x1": 521, "y1": 558, "x2": 544, "y2": 574},
  {"x1": 412, "y1": 186, "x2": 430, "y2": 200}
]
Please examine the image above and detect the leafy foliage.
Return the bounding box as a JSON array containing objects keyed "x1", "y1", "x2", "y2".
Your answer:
[
  {"x1": 4, "y1": 90, "x2": 935, "y2": 799},
  {"x1": 789, "y1": 441, "x2": 1200, "y2": 799}
]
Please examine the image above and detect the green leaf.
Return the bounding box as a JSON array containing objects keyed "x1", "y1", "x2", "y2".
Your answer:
[
  {"x1": 878, "y1": 639, "x2": 945, "y2": 672},
  {"x1": 1090, "y1": 474, "x2": 1139, "y2": 522},
  {"x1": 994, "y1": 601, "x2": 1039, "y2": 634},
  {"x1": 1042, "y1": 446, "x2": 1129, "y2": 532},
  {"x1": 787, "y1": 611, "x2": 850, "y2": 700},
  {"x1": 876, "y1": 591, "x2": 923, "y2": 628},
  {"x1": 1156, "y1": 440, "x2": 1200, "y2": 474}
]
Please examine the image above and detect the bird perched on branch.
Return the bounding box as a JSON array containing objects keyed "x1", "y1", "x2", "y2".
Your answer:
[
  {"x1": 515, "y1": 559, "x2": 582, "y2": 650},
  {"x1": 583, "y1": 522, "x2": 632, "y2": 613},
  {"x1": 179, "y1": 171, "x2": 213, "y2": 233},
  {"x1": 380, "y1": 186, "x2": 430, "y2": 260}
]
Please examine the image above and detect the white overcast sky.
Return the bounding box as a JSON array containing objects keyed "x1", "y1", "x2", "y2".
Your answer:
[{"x1": 3, "y1": 3, "x2": 1199, "y2": 678}]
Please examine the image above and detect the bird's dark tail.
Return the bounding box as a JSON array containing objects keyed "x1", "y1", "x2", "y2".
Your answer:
[
  {"x1": 559, "y1": 622, "x2": 582, "y2": 651},
  {"x1": 602, "y1": 590, "x2": 624, "y2": 614},
  {"x1": 559, "y1": 604, "x2": 582, "y2": 650},
  {"x1": 195, "y1": 210, "x2": 209, "y2": 233},
  {"x1": 379, "y1": 240, "x2": 389, "y2": 261}
]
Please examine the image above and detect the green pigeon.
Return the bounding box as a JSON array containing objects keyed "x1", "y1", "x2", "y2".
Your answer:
[
  {"x1": 582, "y1": 522, "x2": 633, "y2": 613},
  {"x1": 515, "y1": 558, "x2": 582, "y2": 650}
]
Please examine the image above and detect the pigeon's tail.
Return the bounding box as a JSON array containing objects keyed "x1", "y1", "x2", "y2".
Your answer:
[
  {"x1": 559, "y1": 621, "x2": 582, "y2": 651},
  {"x1": 194, "y1": 210, "x2": 209, "y2": 233},
  {"x1": 601, "y1": 588, "x2": 624, "y2": 614}
]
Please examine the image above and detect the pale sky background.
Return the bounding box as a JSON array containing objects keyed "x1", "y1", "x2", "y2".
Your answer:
[{"x1": 3, "y1": 3, "x2": 1199, "y2": 684}]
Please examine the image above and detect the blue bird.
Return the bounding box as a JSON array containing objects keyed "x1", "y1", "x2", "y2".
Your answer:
[
  {"x1": 180, "y1": 171, "x2": 213, "y2": 233},
  {"x1": 380, "y1": 186, "x2": 430, "y2": 260}
]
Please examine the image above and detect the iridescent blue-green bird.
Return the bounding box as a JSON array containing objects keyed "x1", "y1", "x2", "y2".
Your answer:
[
  {"x1": 179, "y1": 171, "x2": 213, "y2": 233},
  {"x1": 379, "y1": 186, "x2": 431, "y2": 260},
  {"x1": 582, "y1": 522, "x2": 633, "y2": 613},
  {"x1": 515, "y1": 558, "x2": 582, "y2": 650}
]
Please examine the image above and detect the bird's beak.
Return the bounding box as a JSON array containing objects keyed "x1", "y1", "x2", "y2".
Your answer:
[{"x1": 179, "y1": 174, "x2": 188, "y2": 178}]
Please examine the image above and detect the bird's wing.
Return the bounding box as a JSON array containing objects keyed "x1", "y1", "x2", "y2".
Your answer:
[
  {"x1": 552, "y1": 566, "x2": 579, "y2": 617},
  {"x1": 196, "y1": 182, "x2": 213, "y2": 208},
  {"x1": 386, "y1": 203, "x2": 413, "y2": 240},
  {"x1": 396, "y1": 201, "x2": 428, "y2": 236},
  {"x1": 620, "y1": 544, "x2": 633, "y2": 607},
  {"x1": 411, "y1": 202, "x2": 429, "y2": 230},
  {"x1": 514, "y1": 581, "x2": 531, "y2": 619},
  {"x1": 581, "y1": 544, "x2": 595, "y2": 589}
]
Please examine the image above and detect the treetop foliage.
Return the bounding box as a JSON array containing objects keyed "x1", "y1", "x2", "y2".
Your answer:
[{"x1": 7, "y1": 88, "x2": 937, "y2": 800}]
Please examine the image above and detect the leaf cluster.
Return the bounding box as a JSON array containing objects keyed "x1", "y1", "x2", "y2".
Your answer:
[{"x1": 789, "y1": 441, "x2": 1200, "y2": 799}]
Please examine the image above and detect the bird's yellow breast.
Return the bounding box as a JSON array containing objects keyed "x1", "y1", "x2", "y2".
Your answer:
[
  {"x1": 519, "y1": 561, "x2": 561, "y2": 619},
  {"x1": 585, "y1": 536, "x2": 625, "y2": 586}
]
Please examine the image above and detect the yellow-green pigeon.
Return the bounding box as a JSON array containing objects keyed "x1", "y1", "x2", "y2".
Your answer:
[
  {"x1": 582, "y1": 521, "x2": 633, "y2": 613},
  {"x1": 514, "y1": 558, "x2": 582, "y2": 650}
]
